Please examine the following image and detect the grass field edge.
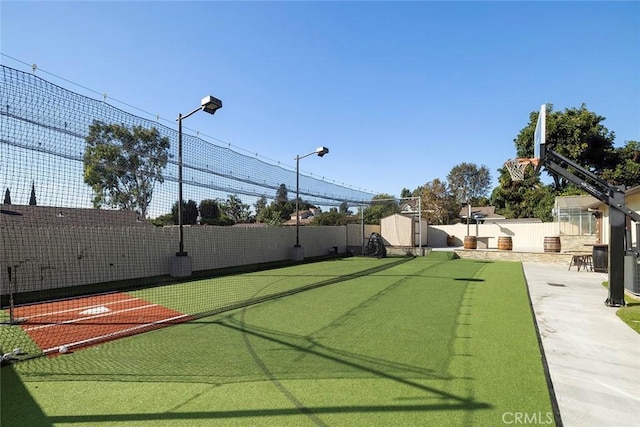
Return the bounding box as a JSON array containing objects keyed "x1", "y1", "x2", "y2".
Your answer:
[{"x1": 521, "y1": 262, "x2": 563, "y2": 427}]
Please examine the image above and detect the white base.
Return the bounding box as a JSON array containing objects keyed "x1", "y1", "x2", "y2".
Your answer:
[
  {"x1": 170, "y1": 255, "x2": 192, "y2": 277},
  {"x1": 291, "y1": 246, "x2": 305, "y2": 261}
]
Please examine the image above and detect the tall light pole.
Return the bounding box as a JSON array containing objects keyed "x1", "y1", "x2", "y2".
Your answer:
[
  {"x1": 171, "y1": 95, "x2": 222, "y2": 277},
  {"x1": 293, "y1": 146, "x2": 329, "y2": 260}
]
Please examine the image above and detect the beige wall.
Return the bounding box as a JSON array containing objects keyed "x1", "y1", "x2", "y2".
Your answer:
[
  {"x1": 428, "y1": 222, "x2": 560, "y2": 251},
  {"x1": 599, "y1": 190, "x2": 640, "y2": 249},
  {"x1": 1, "y1": 225, "x2": 346, "y2": 294},
  {"x1": 346, "y1": 223, "x2": 380, "y2": 248}
]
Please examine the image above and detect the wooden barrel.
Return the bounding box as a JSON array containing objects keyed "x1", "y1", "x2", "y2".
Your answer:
[
  {"x1": 446, "y1": 235, "x2": 456, "y2": 247},
  {"x1": 463, "y1": 236, "x2": 477, "y2": 250},
  {"x1": 497, "y1": 236, "x2": 513, "y2": 251},
  {"x1": 544, "y1": 236, "x2": 561, "y2": 253}
]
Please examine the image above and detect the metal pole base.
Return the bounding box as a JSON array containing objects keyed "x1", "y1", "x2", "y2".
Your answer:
[
  {"x1": 170, "y1": 254, "x2": 192, "y2": 278},
  {"x1": 604, "y1": 297, "x2": 626, "y2": 307},
  {"x1": 291, "y1": 246, "x2": 304, "y2": 261}
]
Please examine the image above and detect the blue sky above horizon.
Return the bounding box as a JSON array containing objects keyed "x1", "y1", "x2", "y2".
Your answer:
[{"x1": 2, "y1": 1, "x2": 639, "y2": 199}]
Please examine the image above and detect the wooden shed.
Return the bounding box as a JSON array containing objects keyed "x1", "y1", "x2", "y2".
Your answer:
[{"x1": 380, "y1": 213, "x2": 428, "y2": 247}]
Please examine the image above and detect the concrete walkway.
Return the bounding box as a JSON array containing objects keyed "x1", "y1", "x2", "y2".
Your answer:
[{"x1": 523, "y1": 262, "x2": 640, "y2": 427}]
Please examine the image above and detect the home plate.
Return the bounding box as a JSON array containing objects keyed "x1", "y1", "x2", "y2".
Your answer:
[{"x1": 80, "y1": 306, "x2": 111, "y2": 315}]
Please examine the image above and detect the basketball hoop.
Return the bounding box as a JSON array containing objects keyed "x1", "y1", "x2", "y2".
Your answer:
[{"x1": 504, "y1": 158, "x2": 539, "y2": 181}]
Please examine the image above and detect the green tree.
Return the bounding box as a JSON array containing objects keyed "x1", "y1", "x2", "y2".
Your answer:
[
  {"x1": 493, "y1": 104, "x2": 627, "y2": 220},
  {"x1": 256, "y1": 206, "x2": 285, "y2": 225},
  {"x1": 602, "y1": 140, "x2": 640, "y2": 189},
  {"x1": 171, "y1": 199, "x2": 198, "y2": 225},
  {"x1": 4, "y1": 188, "x2": 11, "y2": 205},
  {"x1": 275, "y1": 184, "x2": 288, "y2": 205},
  {"x1": 514, "y1": 104, "x2": 616, "y2": 190},
  {"x1": 362, "y1": 194, "x2": 397, "y2": 225},
  {"x1": 413, "y1": 179, "x2": 458, "y2": 225},
  {"x1": 338, "y1": 201, "x2": 352, "y2": 215},
  {"x1": 150, "y1": 213, "x2": 174, "y2": 227},
  {"x1": 310, "y1": 211, "x2": 348, "y2": 226},
  {"x1": 199, "y1": 199, "x2": 221, "y2": 225},
  {"x1": 223, "y1": 194, "x2": 251, "y2": 223},
  {"x1": 83, "y1": 121, "x2": 170, "y2": 217},
  {"x1": 254, "y1": 195, "x2": 268, "y2": 218},
  {"x1": 447, "y1": 163, "x2": 492, "y2": 205},
  {"x1": 29, "y1": 182, "x2": 37, "y2": 206},
  {"x1": 400, "y1": 188, "x2": 412, "y2": 198}
]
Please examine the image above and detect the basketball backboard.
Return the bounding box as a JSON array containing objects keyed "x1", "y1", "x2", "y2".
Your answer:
[{"x1": 533, "y1": 104, "x2": 546, "y2": 171}]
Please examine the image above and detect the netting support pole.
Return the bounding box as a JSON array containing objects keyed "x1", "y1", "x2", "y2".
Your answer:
[
  {"x1": 7, "y1": 267, "x2": 15, "y2": 324},
  {"x1": 292, "y1": 147, "x2": 329, "y2": 261},
  {"x1": 177, "y1": 112, "x2": 186, "y2": 256},
  {"x1": 295, "y1": 155, "x2": 300, "y2": 248},
  {"x1": 361, "y1": 206, "x2": 365, "y2": 255}
]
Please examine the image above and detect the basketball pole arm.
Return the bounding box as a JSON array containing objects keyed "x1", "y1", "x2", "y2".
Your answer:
[
  {"x1": 542, "y1": 148, "x2": 640, "y2": 223},
  {"x1": 541, "y1": 146, "x2": 639, "y2": 306}
]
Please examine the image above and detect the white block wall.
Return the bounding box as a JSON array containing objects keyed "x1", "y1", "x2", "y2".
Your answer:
[{"x1": 0, "y1": 225, "x2": 346, "y2": 294}]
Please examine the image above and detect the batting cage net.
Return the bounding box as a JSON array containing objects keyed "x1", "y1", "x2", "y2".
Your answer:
[{"x1": 0, "y1": 64, "x2": 377, "y2": 362}]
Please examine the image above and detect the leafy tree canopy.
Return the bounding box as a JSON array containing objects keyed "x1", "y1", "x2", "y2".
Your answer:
[
  {"x1": 412, "y1": 179, "x2": 458, "y2": 225},
  {"x1": 514, "y1": 104, "x2": 617, "y2": 190},
  {"x1": 338, "y1": 201, "x2": 352, "y2": 215},
  {"x1": 493, "y1": 105, "x2": 639, "y2": 221},
  {"x1": 171, "y1": 199, "x2": 198, "y2": 225},
  {"x1": 446, "y1": 162, "x2": 492, "y2": 205},
  {"x1": 223, "y1": 194, "x2": 252, "y2": 224},
  {"x1": 275, "y1": 184, "x2": 288, "y2": 205},
  {"x1": 199, "y1": 199, "x2": 222, "y2": 225},
  {"x1": 83, "y1": 121, "x2": 170, "y2": 217},
  {"x1": 310, "y1": 211, "x2": 349, "y2": 226},
  {"x1": 362, "y1": 193, "x2": 398, "y2": 225},
  {"x1": 602, "y1": 140, "x2": 640, "y2": 189}
]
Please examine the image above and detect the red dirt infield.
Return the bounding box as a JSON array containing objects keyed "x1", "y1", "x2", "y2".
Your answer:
[{"x1": 11, "y1": 292, "x2": 192, "y2": 355}]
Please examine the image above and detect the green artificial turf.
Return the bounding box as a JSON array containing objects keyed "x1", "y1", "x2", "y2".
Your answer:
[
  {"x1": 616, "y1": 304, "x2": 640, "y2": 334},
  {"x1": 1, "y1": 256, "x2": 554, "y2": 426},
  {"x1": 601, "y1": 281, "x2": 640, "y2": 334}
]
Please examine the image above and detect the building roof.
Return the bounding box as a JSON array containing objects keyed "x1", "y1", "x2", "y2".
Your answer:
[
  {"x1": 0, "y1": 205, "x2": 154, "y2": 228},
  {"x1": 625, "y1": 185, "x2": 640, "y2": 196},
  {"x1": 399, "y1": 200, "x2": 419, "y2": 213},
  {"x1": 554, "y1": 195, "x2": 600, "y2": 210},
  {"x1": 482, "y1": 217, "x2": 542, "y2": 224},
  {"x1": 586, "y1": 185, "x2": 640, "y2": 209},
  {"x1": 283, "y1": 209, "x2": 317, "y2": 226},
  {"x1": 458, "y1": 206, "x2": 505, "y2": 220}
]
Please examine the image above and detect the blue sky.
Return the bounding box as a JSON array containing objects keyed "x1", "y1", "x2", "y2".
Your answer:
[{"x1": 2, "y1": 1, "x2": 639, "y2": 199}]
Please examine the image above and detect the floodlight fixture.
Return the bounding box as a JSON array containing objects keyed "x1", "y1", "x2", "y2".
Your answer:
[
  {"x1": 294, "y1": 146, "x2": 330, "y2": 257},
  {"x1": 201, "y1": 95, "x2": 223, "y2": 115},
  {"x1": 315, "y1": 146, "x2": 329, "y2": 157},
  {"x1": 176, "y1": 95, "x2": 223, "y2": 258}
]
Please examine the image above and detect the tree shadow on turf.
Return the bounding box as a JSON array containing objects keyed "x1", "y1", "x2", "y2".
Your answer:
[
  {"x1": 214, "y1": 316, "x2": 491, "y2": 410},
  {"x1": 0, "y1": 363, "x2": 51, "y2": 426}
]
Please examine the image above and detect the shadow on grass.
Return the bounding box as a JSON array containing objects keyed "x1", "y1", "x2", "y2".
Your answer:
[
  {"x1": 5, "y1": 256, "x2": 495, "y2": 425},
  {"x1": 46, "y1": 401, "x2": 491, "y2": 423},
  {"x1": 42, "y1": 309, "x2": 492, "y2": 425},
  {"x1": 0, "y1": 363, "x2": 51, "y2": 426},
  {"x1": 216, "y1": 315, "x2": 491, "y2": 411}
]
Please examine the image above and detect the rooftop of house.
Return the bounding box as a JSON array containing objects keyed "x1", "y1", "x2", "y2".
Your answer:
[
  {"x1": 283, "y1": 209, "x2": 319, "y2": 226},
  {"x1": 0, "y1": 205, "x2": 154, "y2": 228},
  {"x1": 458, "y1": 206, "x2": 505, "y2": 220},
  {"x1": 554, "y1": 195, "x2": 600, "y2": 210}
]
